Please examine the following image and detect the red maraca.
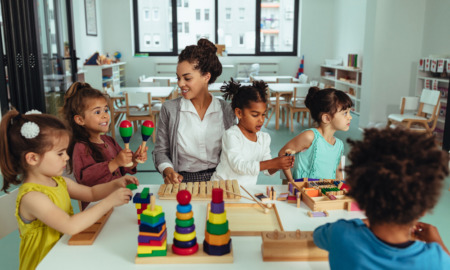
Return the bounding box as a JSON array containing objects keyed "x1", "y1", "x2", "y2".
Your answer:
[
  {"x1": 119, "y1": 120, "x2": 134, "y2": 167},
  {"x1": 136, "y1": 120, "x2": 154, "y2": 163}
]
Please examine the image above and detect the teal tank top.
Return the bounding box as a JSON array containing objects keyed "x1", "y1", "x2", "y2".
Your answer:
[{"x1": 292, "y1": 128, "x2": 344, "y2": 179}]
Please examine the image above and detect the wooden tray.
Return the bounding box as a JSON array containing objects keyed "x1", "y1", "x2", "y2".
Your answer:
[
  {"x1": 68, "y1": 209, "x2": 113, "y2": 245},
  {"x1": 261, "y1": 230, "x2": 328, "y2": 261},
  {"x1": 158, "y1": 180, "x2": 241, "y2": 202},
  {"x1": 207, "y1": 203, "x2": 284, "y2": 236},
  {"x1": 135, "y1": 244, "x2": 233, "y2": 264}
]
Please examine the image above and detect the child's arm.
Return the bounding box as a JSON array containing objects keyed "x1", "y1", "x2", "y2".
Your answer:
[
  {"x1": 65, "y1": 175, "x2": 139, "y2": 203},
  {"x1": 19, "y1": 186, "x2": 132, "y2": 236},
  {"x1": 335, "y1": 161, "x2": 343, "y2": 180},
  {"x1": 260, "y1": 133, "x2": 295, "y2": 175},
  {"x1": 413, "y1": 222, "x2": 450, "y2": 256},
  {"x1": 278, "y1": 130, "x2": 315, "y2": 182}
]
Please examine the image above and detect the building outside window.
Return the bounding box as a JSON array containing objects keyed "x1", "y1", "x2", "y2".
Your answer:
[
  {"x1": 196, "y1": 9, "x2": 200, "y2": 20},
  {"x1": 184, "y1": 22, "x2": 189, "y2": 34},
  {"x1": 205, "y1": 9, "x2": 210, "y2": 21}
]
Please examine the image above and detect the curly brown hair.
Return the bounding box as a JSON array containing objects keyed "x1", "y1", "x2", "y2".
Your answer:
[
  {"x1": 178, "y1": 39, "x2": 222, "y2": 84},
  {"x1": 220, "y1": 79, "x2": 268, "y2": 110},
  {"x1": 345, "y1": 128, "x2": 449, "y2": 226}
]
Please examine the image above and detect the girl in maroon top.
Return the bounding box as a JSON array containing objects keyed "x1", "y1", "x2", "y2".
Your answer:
[{"x1": 62, "y1": 82, "x2": 147, "y2": 209}]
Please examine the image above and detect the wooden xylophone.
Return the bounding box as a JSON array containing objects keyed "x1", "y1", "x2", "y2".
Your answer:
[{"x1": 158, "y1": 180, "x2": 241, "y2": 201}]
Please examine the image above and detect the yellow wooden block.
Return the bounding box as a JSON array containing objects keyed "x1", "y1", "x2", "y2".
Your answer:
[
  {"x1": 137, "y1": 240, "x2": 167, "y2": 254},
  {"x1": 176, "y1": 211, "x2": 193, "y2": 220},
  {"x1": 135, "y1": 203, "x2": 142, "y2": 209},
  {"x1": 173, "y1": 231, "x2": 196, "y2": 242},
  {"x1": 208, "y1": 211, "x2": 227, "y2": 225},
  {"x1": 204, "y1": 230, "x2": 230, "y2": 246},
  {"x1": 142, "y1": 205, "x2": 162, "y2": 217}
]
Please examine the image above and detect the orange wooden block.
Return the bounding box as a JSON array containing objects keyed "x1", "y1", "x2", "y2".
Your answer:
[
  {"x1": 304, "y1": 188, "x2": 320, "y2": 197},
  {"x1": 68, "y1": 209, "x2": 113, "y2": 245},
  {"x1": 204, "y1": 230, "x2": 231, "y2": 246}
]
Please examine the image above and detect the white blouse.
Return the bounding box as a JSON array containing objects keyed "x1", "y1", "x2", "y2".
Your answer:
[
  {"x1": 211, "y1": 125, "x2": 274, "y2": 185},
  {"x1": 157, "y1": 95, "x2": 224, "y2": 173}
]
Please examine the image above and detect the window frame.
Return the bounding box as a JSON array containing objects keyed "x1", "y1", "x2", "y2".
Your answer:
[{"x1": 133, "y1": 0, "x2": 299, "y2": 56}]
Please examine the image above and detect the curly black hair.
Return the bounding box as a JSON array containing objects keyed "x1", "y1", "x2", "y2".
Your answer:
[
  {"x1": 220, "y1": 79, "x2": 268, "y2": 110},
  {"x1": 304, "y1": 87, "x2": 353, "y2": 124},
  {"x1": 178, "y1": 39, "x2": 222, "y2": 84},
  {"x1": 345, "y1": 128, "x2": 449, "y2": 226}
]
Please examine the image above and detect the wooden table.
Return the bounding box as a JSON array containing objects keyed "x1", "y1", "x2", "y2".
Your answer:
[
  {"x1": 268, "y1": 83, "x2": 310, "y2": 130},
  {"x1": 252, "y1": 76, "x2": 300, "y2": 83},
  {"x1": 142, "y1": 76, "x2": 178, "y2": 85},
  {"x1": 109, "y1": 86, "x2": 175, "y2": 139},
  {"x1": 37, "y1": 184, "x2": 365, "y2": 270}
]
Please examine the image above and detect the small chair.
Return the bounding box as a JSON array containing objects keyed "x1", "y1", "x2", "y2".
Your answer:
[
  {"x1": 0, "y1": 188, "x2": 19, "y2": 239},
  {"x1": 265, "y1": 90, "x2": 290, "y2": 128},
  {"x1": 125, "y1": 92, "x2": 161, "y2": 143},
  {"x1": 289, "y1": 86, "x2": 311, "y2": 132},
  {"x1": 153, "y1": 78, "x2": 170, "y2": 87},
  {"x1": 386, "y1": 89, "x2": 441, "y2": 135},
  {"x1": 137, "y1": 75, "x2": 146, "y2": 84}
]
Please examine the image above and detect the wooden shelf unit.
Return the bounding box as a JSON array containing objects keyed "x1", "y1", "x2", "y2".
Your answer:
[
  {"x1": 84, "y1": 62, "x2": 126, "y2": 91},
  {"x1": 416, "y1": 65, "x2": 449, "y2": 145},
  {"x1": 320, "y1": 65, "x2": 362, "y2": 115}
]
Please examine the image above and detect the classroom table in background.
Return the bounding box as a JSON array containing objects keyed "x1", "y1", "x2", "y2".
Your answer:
[
  {"x1": 208, "y1": 82, "x2": 252, "y2": 93},
  {"x1": 141, "y1": 76, "x2": 178, "y2": 85},
  {"x1": 267, "y1": 83, "x2": 310, "y2": 130},
  {"x1": 252, "y1": 76, "x2": 300, "y2": 83},
  {"x1": 37, "y1": 184, "x2": 365, "y2": 270},
  {"x1": 108, "y1": 86, "x2": 175, "y2": 139}
]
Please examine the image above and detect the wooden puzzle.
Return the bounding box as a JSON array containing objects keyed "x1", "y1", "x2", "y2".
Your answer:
[
  {"x1": 158, "y1": 180, "x2": 241, "y2": 202},
  {"x1": 261, "y1": 230, "x2": 328, "y2": 261},
  {"x1": 289, "y1": 178, "x2": 354, "y2": 211},
  {"x1": 208, "y1": 203, "x2": 283, "y2": 236},
  {"x1": 68, "y1": 209, "x2": 113, "y2": 245}
]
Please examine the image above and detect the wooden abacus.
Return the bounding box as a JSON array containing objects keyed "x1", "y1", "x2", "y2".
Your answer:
[
  {"x1": 158, "y1": 180, "x2": 241, "y2": 202},
  {"x1": 261, "y1": 229, "x2": 328, "y2": 261}
]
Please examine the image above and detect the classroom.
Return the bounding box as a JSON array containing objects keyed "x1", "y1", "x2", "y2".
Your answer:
[{"x1": 0, "y1": 0, "x2": 449, "y2": 269}]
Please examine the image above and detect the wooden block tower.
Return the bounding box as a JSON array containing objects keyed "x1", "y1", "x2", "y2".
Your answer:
[
  {"x1": 172, "y1": 190, "x2": 199, "y2": 255},
  {"x1": 135, "y1": 193, "x2": 167, "y2": 257},
  {"x1": 133, "y1": 187, "x2": 151, "y2": 225},
  {"x1": 204, "y1": 188, "x2": 232, "y2": 255}
]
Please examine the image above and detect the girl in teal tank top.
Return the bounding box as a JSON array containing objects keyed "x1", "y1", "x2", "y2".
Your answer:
[{"x1": 279, "y1": 87, "x2": 353, "y2": 181}]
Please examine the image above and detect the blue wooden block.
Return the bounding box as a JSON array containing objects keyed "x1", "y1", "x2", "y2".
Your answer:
[
  {"x1": 176, "y1": 203, "x2": 192, "y2": 213},
  {"x1": 140, "y1": 223, "x2": 164, "y2": 233},
  {"x1": 203, "y1": 239, "x2": 232, "y2": 256},
  {"x1": 140, "y1": 216, "x2": 165, "y2": 228},
  {"x1": 133, "y1": 192, "x2": 151, "y2": 204},
  {"x1": 173, "y1": 237, "x2": 197, "y2": 249}
]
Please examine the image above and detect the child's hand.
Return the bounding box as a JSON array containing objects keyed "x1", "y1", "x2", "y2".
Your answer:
[
  {"x1": 133, "y1": 145, "x2": 148, "y2": 163},
  {"x1": 114, "y1": 149, "x2": 133, "y2": 167},
  {"x1": 114, "y1": 175, "x2": 139, "y2": 188},
  {"x1": 412, "y1": 222, "x2": 444, "y2": 244},
  {"x1": 163, "y1": 167, "x2": 183, "y2": 184},
  {"x1": 105, "y1": 187, "x2": 133, "y2": 207},
  {"x1": 272, "y1": 156, "x2": 295, "y2": 170}
]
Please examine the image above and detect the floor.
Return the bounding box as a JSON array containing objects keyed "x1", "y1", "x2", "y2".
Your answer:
[{"x1": 1, "y1": 112, "x2": 449, "y2": 269}]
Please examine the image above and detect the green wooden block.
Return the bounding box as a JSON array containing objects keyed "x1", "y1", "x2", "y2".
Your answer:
[
  {"x1": 141, "y1": 212, "x2": 165, "y2": 225},
  {"x1": 206, "y1": 220, "x2": 229, "y2": 235},
  {"x1": 141, "y1": 188, "x2": 150, "y2": 199},
  {"x1": 137, "y1": 249, "x2": 167, "y2": 257},
  {"x1": 126, "y1": 183, "x2": 138, "y2": 190}
]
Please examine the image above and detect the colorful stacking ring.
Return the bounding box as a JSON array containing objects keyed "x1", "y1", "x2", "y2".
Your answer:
[
  {"x1": 204, "y1": 230, "x2": 230, "y2": 246},
  {"x1": 176, "y1": 203, "x2": 192, "y2": 213},
  {"x1": 173, "y1": 237, "x2": 197, "y2": 249},
  {"x1": 210, "y1": 202, "x2": 225, "y2": 214},
  {"x1": 174, "y1": 231, "x2": 196, "y2": 242},
  {"x1": 208, "y1": 211, "x2": 227, "y2": 225},
  {"x1": 203, "y1": 239, "x2": 232, "y2": 256},
  {"x1": 206, "y1": 220, "x2": 229, "y2": 235},
  {"x1": 176, "y1": 211, "x2": 193, "y2": 220},
  {"x1": 172, "y1": 243, "x2": 199, "y2": 255},
  {"x1": 175, "y1": 224, "x2": 195, "y2": 234},
  {"x1": 175, "y1": 218, "x2": 194, "y2": 228}
]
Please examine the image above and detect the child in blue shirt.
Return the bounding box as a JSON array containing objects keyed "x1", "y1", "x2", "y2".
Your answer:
[
  {"x1": 313, "y1": 128, "x2": 450, "y2": 269},
  {"x1": 279, "y1": 87, "x2": 353, "y2": 181}
]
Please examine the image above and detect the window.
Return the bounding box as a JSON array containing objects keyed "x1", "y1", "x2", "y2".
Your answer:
[
  {"x1": 153, "y1": 8, "x2": 160, "y2": 21},
  {"x1": 133, "y1": 0, "x2": 298, "y2": 56},
  {"x1": 239, "y1": 8, "x2": 245, "y2": 20},
  {"x1": 225, "y1": 8, "x2": 231, "y2": 20},
  {"x1": 143, "y1": 9, "x2": 150, "y2": 21}
]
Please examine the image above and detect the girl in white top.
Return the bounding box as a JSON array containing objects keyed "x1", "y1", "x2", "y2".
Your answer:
[{"x1": 211, "y1": 80, "x2": 294, "y2": 185}]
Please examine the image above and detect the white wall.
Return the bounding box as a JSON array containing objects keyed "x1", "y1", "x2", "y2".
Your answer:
[
  {"x1": 359, "y1": 0, "x2": 426, "y2": 127},
  {"x1": 421, "y1": 0, "x2": 450, "y2": 57},
  {"x1": 73, "y1": 0, "x2": 104, "y2": 68}
]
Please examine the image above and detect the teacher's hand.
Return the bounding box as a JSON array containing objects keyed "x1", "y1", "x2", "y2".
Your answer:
[{"x1": 163, "y1": 167, "x2": 183, "y2": 184}]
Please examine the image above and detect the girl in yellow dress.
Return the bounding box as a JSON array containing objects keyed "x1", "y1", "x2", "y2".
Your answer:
[{"x1": 0, "y1": 109, "x2": 139, "y2": 270}]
